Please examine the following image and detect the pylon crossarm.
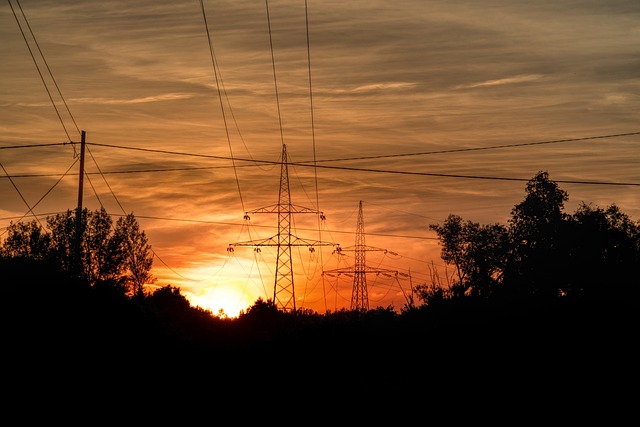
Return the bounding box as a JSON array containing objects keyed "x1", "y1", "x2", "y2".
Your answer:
[
  {"x1": 229, "y1": 235, "x2": 335, "y2": 248},
  {"x1": 248, "y1": 204, "x2": 320, "y2": 214},
  {"x1": 323, "y1": 267, "x2": 357, "y2": 275},
  {"x1": 289, "y1": 234, "x2": 337, "y2": 247},
  {"x1": 364, "y1": 268, "x2": 399, "y2": 275},
  {"x1": 230, "y1": 235, "x2": 278, "y2": 247},
  {"x1": 323, "y1": 267, "x2": 398, "y2": 275},
  {"x1": 246, "y1": 204, "x2": 279, "y2": 214},
  {"x1": 336, "y1": 245, "x2": 388, "y2": 252}
]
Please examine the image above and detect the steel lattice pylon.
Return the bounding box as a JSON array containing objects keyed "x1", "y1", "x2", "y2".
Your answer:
[
  {"x1": 351, "y1": 200, "x2": 369, "y2": 309},
  {"x1": 323, "y1": 200, "x2": 399, "y2": 311},
  {"x1": 229, "y1": 144, "x2": 335, "y2": 312}
]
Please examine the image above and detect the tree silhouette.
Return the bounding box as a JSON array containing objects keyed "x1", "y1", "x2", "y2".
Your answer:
[
  {"x1": 428, "y1": 214, "x2": 508, "y2": 299},
  {"x1": 0, "y1": 219, "x2": 50, "y2": 259},
  {"x1": 1, "y1": 207, "x2": 154, "y2": 295},
  {"x1": 111, "y1": 213, "x2": 155, "y2": 297},
  {"x1": 422, "y1": 171, "x2": 640, "y2": 307},
  {"x1": 504, "y1": 170, "x2": 570, "y2": 300},
  {"x1": 564, "y1": 202, "x2": 640, "y2": 301}
]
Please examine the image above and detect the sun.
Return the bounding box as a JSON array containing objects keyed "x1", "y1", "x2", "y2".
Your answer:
[{"x1": 187, "y1": 286, "x2": 256, "y2": 318}]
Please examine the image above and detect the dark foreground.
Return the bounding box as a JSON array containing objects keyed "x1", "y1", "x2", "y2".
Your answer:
[{"x1": 3, "y1": 262, "x2": 637, "y2": 420}]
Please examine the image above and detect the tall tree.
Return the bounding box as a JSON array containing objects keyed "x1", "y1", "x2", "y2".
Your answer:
[
  {"x1": 429, "y1": 214, "x2": 467, "y2": 298},
  {"x1": 1, "y1": 219, "x2": 50, "y2": 260},
  {"x1": 429, "y1": 214, "x2": 508, "y2": 299},
  {"x1": 47, "y1": 208, "x2": 119, "y2": 284},
  {"x1": 1, "y1": 208, "x2": 155, "y2": 295},
  {"x1": 112, "y1": 213, "x2": 155, "y2": 297},
  {"x1": 425, "y1": 171, "x2": 639, "y2": 306},
  {"x1": 565, "y1": 202, "x2": 640, "y2": 301},
  {"x1": 46, "y1": 209, "x2": 79, "y2": 275},
  {"x1": 504, "y1": 171, "x2": 570, "y2": 300}
]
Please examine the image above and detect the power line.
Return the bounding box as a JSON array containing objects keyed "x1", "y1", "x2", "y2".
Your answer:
[
  {"x1": 0, "y1": 164, "x2": 260, "y2": 178},
  {"x1": 265, "y1": 0, "x2": 285, "y2": 151},
  {"x1": 0, "y1": 158, "x2": 78, "y2": 236},
  {"x1": 302, "y1": 164, "x2": 640, "y2": 186},
  {"x1": 0, "y1": 142, "x2": 68, "y2": 150},
  {"x1": 4, "y1": 140, "x2": 637, "y2": 187},
  {"x1": 76, "y1": 130, "x2": 640, "y2": 165},
  {"x1": 199, "y1": 0, "x2": 246, "y2": 213},
  {"x1": 69, "y1": 141, "x2": 640, "y2": 186},
  {"x1": 0, "y1": 160, "x2": 41, "y2": 229},
  {"x1": 311, "y1": 131, "x2": 640, "y2": 163},
  {"x1": 305, "y1": 0, "x2": 326, "y2": 311},
  {"x1": 3, "y1": 165, "x2": 637, "y2": 187},
  {"x1": 2, "y1": 129, "x2": 637, "y2": 162},
  {"x1": 8, "y1": 0, "x2": 81, "y2": 143}
]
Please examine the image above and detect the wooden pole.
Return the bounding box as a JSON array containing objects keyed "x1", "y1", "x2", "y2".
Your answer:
[{"x1": 74, "y1": 130, "x2": 85, "y2": 278}]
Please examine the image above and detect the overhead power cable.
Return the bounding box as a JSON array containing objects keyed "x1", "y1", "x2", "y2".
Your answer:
[
  {"x1": 79, "y1": 140, "x2": 640, "y2": 187},
  {"x1": 199, "y1": 0, "x2": 246, "y2": 213},
  {"x1": 0, "y1": 160, "x2": 41, "y2": 229},
  {"x1": 78, "y1": 129, "x2": 638, "y2": 164},
  {"x1": 265, "y1": 0, "x2": 285, "y2": 149},
  {"x1": 294, "y1": 163, "x2": 640, "y2": 186},
  {"x1": 8, "y1": 0, "x2": 81, "y2": 143},
  {"x1": 0, "y1": 164, "x2": 259, "y2": 178},
  {"x1": 309, "y1": 131, "x2": 640, "y2": 163},
  {"x1": 0, "y1": 142, "x2": 68, "y2": 150},
  {"x1": 0, "y1": 158, "x2": 78, "y2": 236},
  {"x1": 2, "y1": 134, "x2": 638, "y2": 186},
  {"x1": 304, "y1": 0, "x2": 327, "y2": 310},
  {"x1": 3, "y1": 130, "x2": 636, "y2": 160}
]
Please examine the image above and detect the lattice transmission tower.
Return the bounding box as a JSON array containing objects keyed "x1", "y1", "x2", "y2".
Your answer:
[
  {"x1": 229, "y1": 143, "x2": 335, "y2": 312},
  {"x1": 323, "y1": 200, "x2": 404, "y2": 311}
]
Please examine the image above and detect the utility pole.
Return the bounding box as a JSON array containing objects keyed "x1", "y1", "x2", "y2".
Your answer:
[
  {"x1": 74, "y1": 130, "x2": 86, "y2": 278},
  {"x1": 323, "y1": 200, "x2": 406, "y2": 311},
  {"x1": 229, "y1": 143, "x2": 335, "y2": 312}
]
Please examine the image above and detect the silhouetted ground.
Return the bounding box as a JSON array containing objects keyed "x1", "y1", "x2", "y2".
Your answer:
[{"x1": 2, "y1": 258, "x2": 637, "y2": 419}]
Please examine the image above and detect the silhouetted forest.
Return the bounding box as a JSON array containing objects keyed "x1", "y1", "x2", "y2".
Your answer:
[{"x1": 3, "y1": 172, "x2": 638, "y2": 413}]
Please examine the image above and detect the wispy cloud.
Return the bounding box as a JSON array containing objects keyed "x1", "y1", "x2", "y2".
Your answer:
[
  {"x1": 72, "y1": 93, "x2": 195, "y2": 105},
  {"x1": 456, "y1": 74, "x2": 544, "y2": 89},
  {"x1": 335, "y1": 82, "x2": 416, "y2": 94}
]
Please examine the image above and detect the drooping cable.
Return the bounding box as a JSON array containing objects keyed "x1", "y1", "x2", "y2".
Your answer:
[
  {"x1": 0, "y1": 158, "x2": 78, "y2": 237},
  {"x1": 86, "y1": 147, "x2": 126, "y2": 214},
  {"x1": 0, "y1": 143, "x2": 67, "y2": 150},
  {"x1": 199, "y1": 0, "x2": 246, "y2": 213},
  {"x1": 24, "y1": 159, "x2": 79, "y2": 218},
  {"x1": 265, "y1": 0, "x2": 286, "y2": 148},
  {"x1": 81, "y1": 145, "x2": 197, "y2": 280},
  {"x1": 83, "y1": 170, "x2": 104, "y2": 208},
  {"x1": 61, "y1": 138, "x2": 639, "y2": 186},
  {"x1": 9, "y1": 0, "x2": 79, "y2": 145},
  {"x1": 304, "y1": 0, "x2": 327, "y2": 311},
  {"x1": 3, "y1": 20, "x2": 178, "y2": 281},
  {"x1": 0, "y1": 160, "x2": 43, "y2": 229}
]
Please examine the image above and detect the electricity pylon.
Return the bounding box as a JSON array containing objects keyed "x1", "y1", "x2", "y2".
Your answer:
[
  {"x1": 323, "y1": 200, "x2": 401, "y2": 311},
  {"x1": 229, "y1": 143, "x2": 335, "y2": 312}
]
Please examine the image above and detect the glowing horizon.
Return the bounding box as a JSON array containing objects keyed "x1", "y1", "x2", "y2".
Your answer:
[{"x1": 1, "y1": 0, "x2": 638, "y2": 316}]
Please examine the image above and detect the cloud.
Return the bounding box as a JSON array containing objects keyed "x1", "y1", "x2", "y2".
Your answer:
[
  {"x1": 334, "y1": 82, "x2": 416, "y2": 94},
  {"x1": 71, "y1": 93, "x2": 195, "y2": 105},
  {"x1": 455, "y1": 74, "x2": 545, "y2": 89}
]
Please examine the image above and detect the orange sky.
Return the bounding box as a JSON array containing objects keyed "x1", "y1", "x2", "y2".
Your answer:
[{"x1": 1, "y1": 0, "x2": 638, "y2": 316}]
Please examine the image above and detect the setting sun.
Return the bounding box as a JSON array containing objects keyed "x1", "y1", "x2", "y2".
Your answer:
[{"x1": 186, "y1": 284, "x2": 256, "y2": 318}]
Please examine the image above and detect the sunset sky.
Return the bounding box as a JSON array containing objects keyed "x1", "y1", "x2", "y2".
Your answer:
[{"x1": 1, "y1": 0, "x2": 638, "y2": 316}]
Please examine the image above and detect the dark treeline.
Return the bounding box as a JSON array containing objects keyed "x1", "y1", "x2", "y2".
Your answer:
[{"x1": 2, "y1": 171, "x2": 638, "y2": 411}]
